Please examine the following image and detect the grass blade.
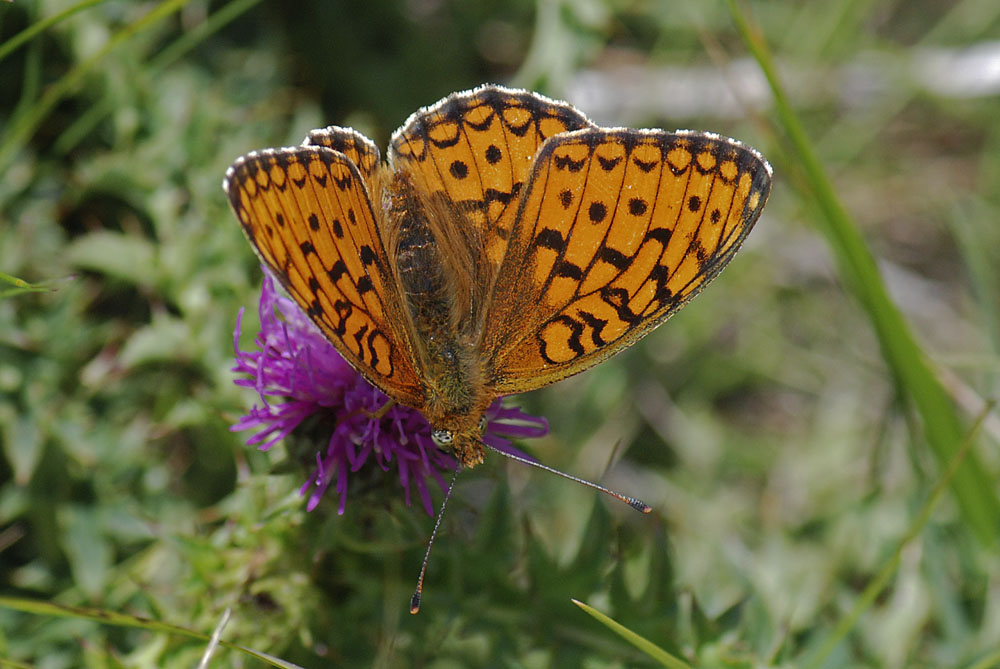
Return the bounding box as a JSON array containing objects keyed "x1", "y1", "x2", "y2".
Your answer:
[
  {"x1": 0, "y1": 0, "x2": 109, "y2": 64},
  {"x1": 726, "y1": 0, "x2": 1000, "y2": 545},
  {"x1": 802, "y1": 402, "x2": 994, "y2": 668},
  {"x1": 571, "y1": 599, "x2": 692, "y2": 668},
  {"x1": 0, "y1": 597, "x2": 306, "y2": 669},
  {"x1": 0, "y1": 0, "x2": 196, "y2": 172}
]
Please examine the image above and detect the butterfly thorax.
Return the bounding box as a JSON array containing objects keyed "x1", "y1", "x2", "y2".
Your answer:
[{"x1": 386, "y1": 171, "x2": 492, "y2": 467}]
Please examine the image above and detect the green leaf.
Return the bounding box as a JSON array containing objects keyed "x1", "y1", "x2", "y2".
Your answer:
[
  {"x1": 66, "y1": 231, "x2": 156, "y2": 287},
  {"x1": 1, "y1": 411, "x2": 44, "y2": 484},
  {"x1": 118, "y1": 314, "x2": 194, "y2": 367},
  {"x1": 59, "y1": 507, "x2": 112, "y2": 599}
]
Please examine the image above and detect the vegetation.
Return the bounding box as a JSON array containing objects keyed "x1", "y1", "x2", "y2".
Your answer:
[{"x1": 2, "y1": 1, "x2": 999, "y2": 666}]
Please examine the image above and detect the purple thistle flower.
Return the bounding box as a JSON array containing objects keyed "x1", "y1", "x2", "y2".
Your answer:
[{"x1": 231, "y1": 271, "x2": 549, "y2": 516}]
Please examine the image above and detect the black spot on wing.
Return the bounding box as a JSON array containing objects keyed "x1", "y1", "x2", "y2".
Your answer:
[
  {"x1": 334, "y1": 172, "x2": 352, "y2": 190},
  {"x1": 554, "y1": 261, "x2": 583, "y2": 280},
  {"x1": 450, "y1": 160, "x2": 469, "y2": 179},
  {"x1": 578, "y1": 311, "x2": 608, "y2": 346},
  {"x1": 464, "y1": 107, "x2": 495, "y2": 132},
  {"x1": 600, "y1": 286, "x2": 641, "y2": 324},
  {"x1": 597, "y1": 155, "x2": 621, "y2": 171},
  {"x1": 554, "y1": 154, "x2": 587, "y2": 172},
  {"x1": 484, "y1": 188, "x2": 513, "y2": 205},
  {"x1": 289, "y1": 161, "x2": 307, "y2": 188},
  {"x1": 425, "y1": 121, "x2": 462, "y2": 149},
  {"x1": 360, "y1": 245, "x2": 377, "y2": 267},
  {"x1": 328, "y1": 260, "x2": 347, "y2": 282},
  {"x1": 536, "y1": 228, "x2": 566, "y2": 252},
  {"x1": 633, "y1": 157, "x2": 657, "y2": 173},
  {"x1": 366, "y1": 329, "x2": 391, "y2": 373},
  {"x1": 645, "y1": 227, "x2": 672, "y2": 246},
  {"x1": 539, "y1": 315, "x2": 585, "y2": 364},
  {"x1": 332, "y1": 300, "x2": 352, "y2": 336},
  {"x1": 588, "y1": 201, "x2": 607, "y2": 223},
  {"x1": 597, "y1": 246, "x2": 630, "y2": 270},
  {"x1": 307, "y1": 298, "x2": 324, "y2": 318}
]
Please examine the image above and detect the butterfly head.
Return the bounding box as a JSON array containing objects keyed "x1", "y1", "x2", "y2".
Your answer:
[{"x1": 430, "y1": 415, "x2": 489, "y2": 468}]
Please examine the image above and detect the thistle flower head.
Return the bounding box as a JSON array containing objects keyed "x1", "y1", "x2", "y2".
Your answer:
[{"x1": 231, "y1": 272, "x2": 549, "y2": 515}]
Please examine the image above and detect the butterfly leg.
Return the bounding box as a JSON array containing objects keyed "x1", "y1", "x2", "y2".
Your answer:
[
  {"x1": 329, "y1": 400, "x2": 397, "y2": 431},
  {"x1": 365, "y1": 399, "x2": 396, "y2": 421}
]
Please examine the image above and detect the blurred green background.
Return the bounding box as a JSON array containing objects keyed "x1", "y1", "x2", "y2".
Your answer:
[{"x1": 2, "y1": 0, "x2": 1000, "y2": 667}]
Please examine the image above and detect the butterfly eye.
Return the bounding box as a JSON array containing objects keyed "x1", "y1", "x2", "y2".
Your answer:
[
  {"x1": 478, "y1": 416, "x2": 488, "y2": 433},
  {"x1": 431, "y1": 429, "x2": 454, "y2": 449}
]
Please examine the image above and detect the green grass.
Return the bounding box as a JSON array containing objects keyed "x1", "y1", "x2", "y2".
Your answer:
[
  {"x1": 2, "y1": 0, "x2": 999, "y2": 667},
  {"x1": 730, "y1": 0, "x2": 999, "y2": 546}
]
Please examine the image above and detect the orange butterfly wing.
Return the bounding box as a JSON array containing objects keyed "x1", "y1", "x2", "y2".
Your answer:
[
  {"x1": 224, "y1": 143, "x2": 424, "y2": 407},
  {"x1": 483, "y1": 128, "x2": 772, "y2": 394},
  {"x1": 225, "y1": 90, "x2": 771, "y2": 437},
  {"x1": 389, "y1": 85, "x2": 595, "y2": 268},
  {"x1": 304, "y1": 125, "x2": 381, "y2": 178}
]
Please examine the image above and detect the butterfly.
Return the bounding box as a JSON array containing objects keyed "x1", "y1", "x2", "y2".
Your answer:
[{"x1": 223, "y1": 84, "x2": 771, "y2": 470}]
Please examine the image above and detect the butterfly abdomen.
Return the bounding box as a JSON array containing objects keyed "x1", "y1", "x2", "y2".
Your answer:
[
  {"x1": 387, "y1": 173, "x2": 487, "y2": 431},
  {"x1": 390, "y1": 174, "x2": 451, "y2": 329}
]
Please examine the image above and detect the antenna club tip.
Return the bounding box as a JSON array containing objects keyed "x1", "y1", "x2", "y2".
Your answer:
[
  {"x1": 409, "y1": 593, "x2": 422, "y2": 614},
  {"x1": 630, "y1": 499, "x2": 652, "y2": 513}
]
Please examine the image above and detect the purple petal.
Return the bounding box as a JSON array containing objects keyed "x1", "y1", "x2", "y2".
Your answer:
[{"x1": 231, "y1": 269, "x2": 550, "y2": 515}]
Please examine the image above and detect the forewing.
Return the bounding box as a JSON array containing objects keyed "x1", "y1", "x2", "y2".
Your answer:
[
  {"x1": 224, "y1": 146, "x2": 424, "y2": 406},
  {"x1": 303, "y1": 125, "x2": 381, "y2": 178},
  {"x1": 484, "y1": 128, "x2": 772, "y2": 394},
  {"x1": 389, "y1": 84, "x2": 595, "y2": 267}
]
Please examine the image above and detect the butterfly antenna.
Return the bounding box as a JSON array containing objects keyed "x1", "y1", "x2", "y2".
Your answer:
[
  {"x1": 410, "y1": 464, "x2": 462, "y2": 614},
  {"x1": 479, "y1": 441, "x2": 652, "y2": 514}
]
